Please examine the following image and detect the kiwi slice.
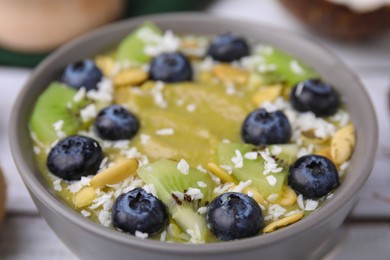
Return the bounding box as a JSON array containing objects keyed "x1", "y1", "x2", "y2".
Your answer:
[
  {"x1": 217, "y1": 143, "x2": 298, "y2": 198},
  {"x1": 116, "y1": 22, "x2": 162, "y2": 64},
  {"x1": 29, "y1": 82, "x2": 90, "y2": 145},
  {"x1": 257, "y1": 47, "x2": 318, "y2": 87},
  {"x1": 137, "y1": 159, "x2": 215, "y2": 242},
  {"x1": 268, "y1": 144, "x2": 299, "y2": 166}
]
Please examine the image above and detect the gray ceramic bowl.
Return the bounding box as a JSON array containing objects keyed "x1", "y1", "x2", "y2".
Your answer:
[{"x1": 9, "y1": 13, "x2": 377, "y2": 260}]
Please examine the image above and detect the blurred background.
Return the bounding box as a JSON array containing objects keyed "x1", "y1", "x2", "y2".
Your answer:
[{"x1": 0, "y1": 0, "x2": 389, "y2": 259}]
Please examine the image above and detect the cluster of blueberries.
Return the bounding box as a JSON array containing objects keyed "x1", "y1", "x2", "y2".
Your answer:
[{"x1": 46, "y1": 33, "x2": 341, "y2": 241}]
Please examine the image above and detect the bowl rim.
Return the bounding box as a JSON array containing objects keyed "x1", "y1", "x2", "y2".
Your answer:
[{"x1": 9, "y1": 12, "x2": 378, "y2": 255}]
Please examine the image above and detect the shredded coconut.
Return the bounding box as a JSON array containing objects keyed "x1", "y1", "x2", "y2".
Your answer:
[
  {"x1": 80, "y1": 104, "x2": 97, "y2": 122},
  {"x1": 186, "y1": 224, "x2": 202, "y2": 243},
  {"x1": 185, "y1": 188, "x2": 203, "y2": 200},
  {"x1": 231, "y1": 150, "x2": 244, "y2": 168},
  {"x1": 151, "y1": 81, "x2": 167, "y2": 109},
  {"x1": 73, "y1": 87, "x2": 86, "y2": 102},
  {"x1": 86, "y1": 78, "x2": 113, "y2": 103},
  {"x1": 155, "y1": 128, "x2": 174, "y2": 136},
  {"x1": 135, "y1": 230, "x2": 149, "y2": 239},
  {"x1": 144, "y1": 30, "x2": 180, "y2": 57},
  {"x1": 267, "y1": 193, "x2": 279, "y2": 202},
  {"x1": 98, "y1": 210, "x2": 111, "y2": 227},
  {"x1": 80, "y1": 210, "x2": 91, "y2": 217},
  {"x1": 270, "y1": 145, "x2": 282, "y2": 156},
  {"x1": 33, "y1": 146, "x2": 41, "y2": 155},
  {"x1": 230, "y1": 180, "x2": 252, "y2": 193},
  {"x1": 244, "y1": 151, "x2": 258, "y2": 160},
  {"x1": 297, "y1": 194, "x2": 305, "y2": 210},
  {"x1": 305, "y1": 199, "x2": 319, "y2": 211},
  {"x1": 196, "y1": 165, "x2": 207, "y2": 173},
  {"x1": 186, "y1": 103, "x2": 197, "y2": 112},
  {"x1": 143, "y1": 183, "x2": 157, "y2": 197},
  {"x1": 160, "y1": 231, "x2": 167, "y2": 241},
  {"x1": 259, "y1": 149, "x2": 283, "y2": 175},
  {"x1": 140, "y1": 134, "x2": 151, "y2": 144},
  {"x1": 197, "y1": 181, "x2": 207, "y2": 188},
  {"x1": 172, "y1": 191, "x2": 184, "y2": 200},
  {"x1": 266, "y1": 175, "x2": 277, "y2": 186},
  {"x1": 197, "y1": 207, "x2": 208, "y2": 215},
  {"x1": 53, "y1": 179, "x2": 62, "y2": 192},
  {"x1": 177, "y1": 159, "x2": 190, "y2": 175},
  {"x1": 266, "y1": 204, "x2": 287, "y2": 221},
  {"x1": 290, "y1": 60, "x2": 305, "y2": 75},
  {"x1": 219, "y1": 164, "x2": 233, "y2": 174}
]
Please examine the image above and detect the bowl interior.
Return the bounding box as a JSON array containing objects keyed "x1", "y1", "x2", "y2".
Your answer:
[{"x1": 9, "y1": 13, "x2": 378, "y2": 254}]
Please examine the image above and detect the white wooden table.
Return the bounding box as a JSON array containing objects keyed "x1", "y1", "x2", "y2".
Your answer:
[{"x1": 0, "y1": 1, "x2": 389, "y2": 259}]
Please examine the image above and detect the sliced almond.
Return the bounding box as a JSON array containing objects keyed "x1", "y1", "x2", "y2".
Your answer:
[
  {"x1": 252, "y1": 85, "x2": 283, "y2": 105},
  {"x1": 91, "y1": 158, "x2": 139, "y2": 188},
  {"x1": 73, "y1": 187, "x2": 97, "y2": 208},
  {"x1": 331, "y1": 124, "x2": 356, "y2": 165},
  {"x1": 263, "y1": 212, "x2": 304, "y2": 233},
  {"x1": 301, "y1": 130, "x2": 328, "y2": 145},
  {"x1": 206, "y1": 162, "x2": 237, "y2": 184},
  {"x1": 279, "y1": 186, "x2": 297, "y2": 206},
  {"x1": 212, "y1": 64, "x2": 249, "y2": 85},
  {"x1": 114, "y1": 68, "x2": 148, "y2": 87},
  {"x1": 243, "y1": 187, "x2": 268, "y2": 207},
  {"x1": 316, "y1": 146, "x2": 333, "y2": 161},
  {"x1": 95, "y1": 55, "x2": 115, "y2": 77}
]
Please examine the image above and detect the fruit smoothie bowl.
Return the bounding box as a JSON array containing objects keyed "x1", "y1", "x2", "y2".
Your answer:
[{"x1": 9, "y1": 13, "x2": 377, "y2": 260}]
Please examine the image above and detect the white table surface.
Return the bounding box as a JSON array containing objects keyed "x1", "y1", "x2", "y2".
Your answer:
[{"x1": 0, "y1": 0, "x2": 390, "y2": 259}]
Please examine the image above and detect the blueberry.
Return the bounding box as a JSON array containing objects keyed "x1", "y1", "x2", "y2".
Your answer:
[
  {"x1": 288, "y1": 155, "x2": 339, "y2": 199},
  {"x1": 207, "y1": 33, "x2": 250, "y2": 62},
  {"x1": 206, "y1": 192, "x2": 263, "y2": 241},
  {"x1": 94, "y1": 105, "x2": 140, "y2": 141},
  {"x1": 241, "y1": 108, "x2": 292, "y2": 145},
  {"x1": 290, "y1": 79, "x2": 340, "y2": 117},
  {"x1": 149, "y1": 52, "x2": 192, "y2": 83},
  {"x1": 112, "y1": 188, "x2": 168, "y2": 236},
  {"x1": 47, "y1": 135, "x2": 103, "y2": 181},
  {"x1": 61, "y1": 59, "x2": 103, "y2": 91}
]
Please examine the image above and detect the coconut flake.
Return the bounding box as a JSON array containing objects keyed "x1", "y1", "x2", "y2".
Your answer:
[
  {"x1": 177, "y1": 159, "x2": 189, "y2": 175},
  {"x1": 244, "y1": 151, "x2": 258, "y2": 160},
  {"x1": 197, "y1": 181, "x2": 207, "y2": 188},
  {"x1": 266, "y1": 175, "x2": 277, "y2": 186},
  {"x1": 185, "y1": 188, "x2": 203, "y2": 200},
  {"x1": 80, "y1": 210, "x2": 91, "y2": 217},
  {"x1": 305, "y1": 199, "x2": 319, "y2": 211},
  {"x1": 231, "y1": 150, "x2": 244, "y2": 168},
  {"x1": 140, "y1": 134, "x2": 151, "y2": 144},
  {"x1": 135, "y1": 230, "x2": 149, "y2": 239},
  {"x1": 196, "y1": 165, "x2": 207, "y2": 173},
  {"x1": 155, "y1": 128, "x2": 174, "y2": 136},
  {"x1": 143, "y1": 183, "x2": 157, "y2": 197},
  {"x1": 197, "y1": 207, "x2": 208, "y2": 215},
  {"x1": 73, "y1": 87, "x2": 86, "y2": 102},
  {"x1": 290, "y1": 60, "x2": 305, "y2": 75},
  {"x1": 231, "y1": 180, "x2": 252, "y2": 193},
  {"x1": 80, "y1": 104, "x2": 97, "y2": 122},
  {"x1": 86, "y1": 78, "x2": 113, "y2": 103},
  {"x1": 186, "y1": 103, "x2": 197, "y2": 112}
]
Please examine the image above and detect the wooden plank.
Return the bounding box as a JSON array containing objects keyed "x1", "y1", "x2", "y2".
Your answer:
[{"x1": 0, "y1": 214, "x2": 76, "y2": 259}]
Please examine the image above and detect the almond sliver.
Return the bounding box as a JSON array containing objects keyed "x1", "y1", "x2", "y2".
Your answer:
[{"x1": 91, "y1": 158, "x2": 139, "y2": 188}]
